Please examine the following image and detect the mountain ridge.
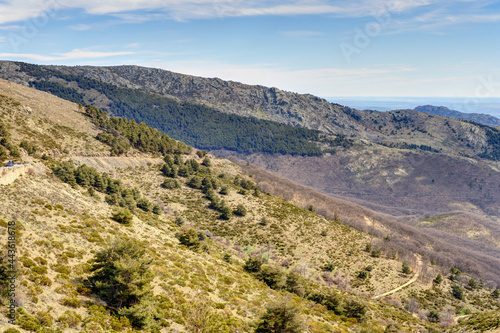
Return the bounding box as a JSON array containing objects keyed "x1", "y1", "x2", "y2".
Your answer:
[{"x1": 414, "y1": 105, "x2": 500, "y2": 127}]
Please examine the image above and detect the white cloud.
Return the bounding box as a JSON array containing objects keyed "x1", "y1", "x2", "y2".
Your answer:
[
  {"x1": 0, "y1": 36, "x2": 6, "y2": 43},
  {"x1": 0, "y1": 0, "x2": 450, "y2": 24},
  {"x1": 0, "y1": 48, "x2": 134, "y2": 61},
  {"x1": 70, "y1": 24, "x2": 91, "y2": 31}
]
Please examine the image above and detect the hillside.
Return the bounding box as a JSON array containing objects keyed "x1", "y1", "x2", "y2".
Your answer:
[
  {"x1": 414, "y1": 105, "x2": 500, "y2": 127},
  {"x1": 1, "y1": 80, "x2": 500, "y2": 332},
  {"x1": 1, "y1": 62, "x2": 500, "y2": 218}
]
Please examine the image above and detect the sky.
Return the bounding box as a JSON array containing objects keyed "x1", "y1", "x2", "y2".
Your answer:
[{"x1": 1, "y1": 0, "x2": 500, "y2": 101}]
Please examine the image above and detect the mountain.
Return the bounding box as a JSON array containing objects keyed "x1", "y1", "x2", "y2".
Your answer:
[
  {"x1": 4, "y1": 78, "x2": 500, "y2": 332},
  {"x1": 414, "y1": 105, "x2": 500, "y2": 127},
  {"x1": 1, "y1": 61, "x2": 499, "y2": 217}
]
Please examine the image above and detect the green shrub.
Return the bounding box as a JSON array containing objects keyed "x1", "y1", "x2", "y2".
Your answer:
[
  {"x1": 36, "y1": 311, "x2": 54, "y2": 327},
  {"x1": 61, "y1": 296, "x2": 81, "y2": 308},
  {"x1": 3, "y1": 328, "x2": 21, "y2": 333},
  {"x1": 174, "y1": 216, "x2": 184, "y2": 227},
  {"x1": 255, "y1": 300, "x2": 303, "y2": 333},
  {"x1": 111, "y1": 208, "x2": 133, "y2": 225},
  {"x1": 428, "y1": 310, "x2": 440, "y2": 323},
  {"x1": 34, "y1": 256, "x2": 48, "y2": 266},
  {"x1": 20, "y1": 140, "x2": 37, "y2": 155},
  {"x1": 402, "y1": 262, "x2": 411, "y2": 275},
  {"x1": 196, "y1": 150, "x2": 207, "y2": 158},
  {"x1": 176, "y1": 228, "x2": 201, "y2": 250},
  {"x1": 187, "y1": 176, "x2": 202, "y2": 189},
  {"x1": 31, "y1": 266, "x2": 47, "y2": 275},
  {"x1": 57, "y1": 310, "x2": 82, "y2": 328},
  {"x1": 136, "y1": 198, "x2": 152, "y2": 212},
  {"x1": 243, "y1": 257, "x2": 262, "y2": 274},
  {"x1": 433, "y1": 274, "x2": 443, "y2": 284},
  {"x1": 161, "y1": 179, "x2": 180, "y2": 189},
  {"x1": 452, "y1": 285, "x2": 464, "y2": 300},
  {"x1": 259, "y1": 265, "x2": 283, "y2": 289},
  {"x1": 219, "y1": 186, "x2": 229, "y2": 195},
  {"x1": 344, "y1": 300, "x2": 366, "y2": 321},
  {"x1": 20, "y1": 257, "x2": 36, "y2": 268},
  {"x1": 358, "y1": 271, "x2": 368, "y2": 279},
  {"x1": 51, "y1": 264, "x2": 71, "y2": 275},
  {"x1": 467, "y1": 278, "x2": 477, "y2": 290},
  {"x1": 152, "y1": 204, "x2": 162, "y2": 215},
  {"x1": 234, "y1": 204, "x2": 247, "y2": 217},
  {"x1": 219, "y1": 202, "x2": 232, "y2": 220},
  {"x1": 16, "y1": 312, "x2": 41, "y2": 331}
]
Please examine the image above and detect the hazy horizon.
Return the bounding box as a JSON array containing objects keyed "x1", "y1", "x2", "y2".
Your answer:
[{"x1": 326, "y1": 96, "x2": 500, "y2": 117}]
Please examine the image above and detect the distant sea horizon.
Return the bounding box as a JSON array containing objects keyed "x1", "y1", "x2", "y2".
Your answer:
[{"x1": 325, "y1": 96, "x2": 500, "y2": 118}]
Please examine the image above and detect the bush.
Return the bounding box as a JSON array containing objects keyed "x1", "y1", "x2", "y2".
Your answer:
[
  {"x1": 428, "y1": 310, "x2": 440, "y2": 323},
  {"x1": 219, "y1": 203, "x2": 232, "y2": 220},
  {"x1": 344, "y1": 300, "x2": 366, "y2": 321},
  {"x1": 492, "y1": 289, "x2": 500, "y2": 298},
  {"x1": 61, "y1": 296, "x2": 81, "y2": 308},
  {"x1": 452, "y1": 285, "x2": 464, "y2": 300},
  {"x1": 358, "y1": 271, "x2": 368, "y2": 280},
  {"x1": 88, "y1": 239, "x2": 154, "y2": 309},
  {"x1": 255, "y1": 300, "x2": 303, "y2": 333},
  {"x1": 3, "y1": 328, "x2": 21, "y2": 333},
  {"x1": 234, "y1": 204, "x2": 247, "y2": 216},
  {"x1": 16, "y1": 312, "x2": 40, "y2": 331},
  {"x1": 259, "y1": 265, "x2": 283, "y2": 289},
  {"x1": 402, "y1": 262, "x2": 411, "y2": 275},
  {"x1": 152, "y1": 204, "x2": 162, "y2": 215},
  {"x1": 57, "y1": 310, "x2": 82, "y2": 328},
  {"x1": 111, "y1": 208, "x2": 133, "y2": 225},
  {"x1": 176, "y1": 228, "x2": 201, "y2": 250},
  {"x1": 243, "y1": 257, "x2": 262, "y2": 274},
  {"x1": 433, "y1": 274, "x2": 443, "y2": 284},
  {"x1": 174, "y1": 216, "x2": 184, "y2": 226},
  {"x1": 136, "y1": 198, "x2": 152, "y2": 212},
  {"x1": 161, "y1": 179, "x2": 180, "y2": 189},
  {"x1": 467, "y1": 278, "x2": 477, "y2": 290},
  {"x1": 196, "y1": 150, "x2": 207, "y2": 158},
  {"x1": 219, "y1": 186, "x2": 229, "y2": 195},
  {"x1": 187, "y1": 176, "x2": 202, "y2": 189}
]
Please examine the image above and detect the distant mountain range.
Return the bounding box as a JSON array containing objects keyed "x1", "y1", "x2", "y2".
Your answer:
[{"x1": 414, "y1": 104, "x2": 500, "y2": 127}]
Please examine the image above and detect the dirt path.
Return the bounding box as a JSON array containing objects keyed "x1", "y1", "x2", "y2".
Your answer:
[{"x1": 372, "y1": 255, "x2": 423, "y2": 300}]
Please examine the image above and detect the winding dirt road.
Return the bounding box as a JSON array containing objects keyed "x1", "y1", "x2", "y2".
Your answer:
[{"x1": 372, "y1": 255, "x2": 423, "y2": 300}]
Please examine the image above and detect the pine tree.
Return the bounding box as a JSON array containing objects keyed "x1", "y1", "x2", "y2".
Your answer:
[{"x1": 88, "y1": 239, "x2": 154, "y2": 309}]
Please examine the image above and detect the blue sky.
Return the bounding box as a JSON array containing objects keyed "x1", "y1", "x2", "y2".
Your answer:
[{"x1": 1, "y1": 0, "x2": 500, "y2": 99}]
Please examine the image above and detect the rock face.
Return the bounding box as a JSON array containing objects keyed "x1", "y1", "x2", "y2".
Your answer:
[
  {"x1": 0, "y1": 164, "x2": 34, "y2": 185},
  {"x1": 414, "y1": 105, "x2": 500, "y2": 127}
]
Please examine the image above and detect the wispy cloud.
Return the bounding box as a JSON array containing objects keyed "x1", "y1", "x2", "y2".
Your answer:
[
  {"x1": 0, "y1": 36, "x2": 6, "y2": 43},
  {"x1": 0, "y1": 0, "x2": 444, "y2": 24},
  {"x1": 0, "y1": 0, "x2": 497, "y2": 35},
  {"x1": 70, "y1": 24, "x2": 92, "y2": 31},
  {"x1": 0, "y1": 48, "x2": 134, "y2": 61}
]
